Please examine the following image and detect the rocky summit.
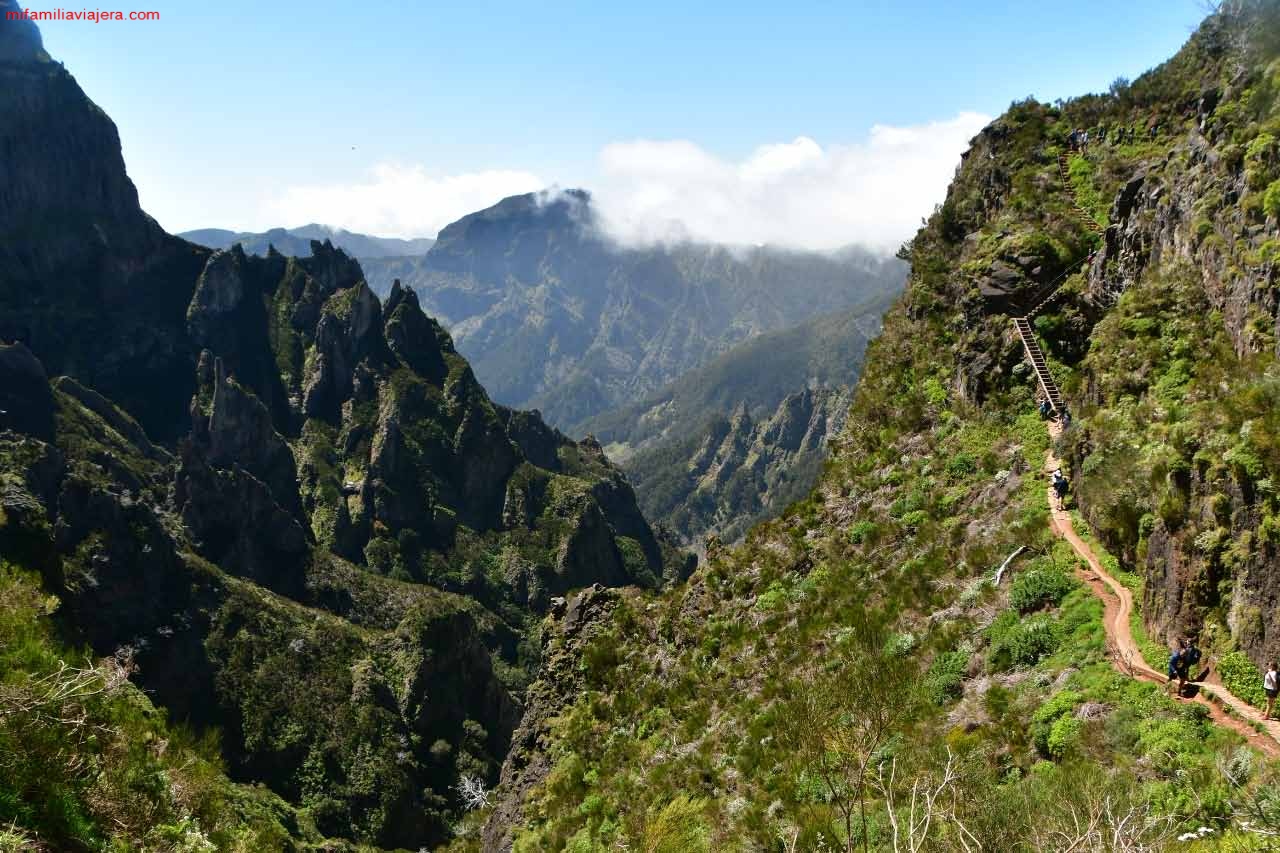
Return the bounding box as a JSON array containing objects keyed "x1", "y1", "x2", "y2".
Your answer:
[
  {"x1": 358, "y1": 192, "x2": 905, "y2": 433},
  {"x1": 0, "y1": 16, "x2": 684, "y2": 850}
]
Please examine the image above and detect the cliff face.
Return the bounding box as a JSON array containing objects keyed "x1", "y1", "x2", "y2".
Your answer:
[
  {"x1": 0, "y1": 38, "x2": 209, "y2": 439},
  {"x1": 625, "y1": 386, "x2": 853, "y2": 546},
  {"x1": 0, "y1": 18, "x2": 683, "y2": 849},
  {"x1": 1049, "y1": 11, "x2": 1280, "y2": 666}
]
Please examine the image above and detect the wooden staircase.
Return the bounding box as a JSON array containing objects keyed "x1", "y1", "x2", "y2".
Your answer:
[
  {"x1": 1013, "y1": 316, "x2": 1063, "y2": 412},
  {"x1": 1004, "y1": 148, "x2": 1110, "y2": 414}
]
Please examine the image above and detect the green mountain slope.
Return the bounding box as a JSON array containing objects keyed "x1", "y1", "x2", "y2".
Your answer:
[
  {"x1": 623, "y1": 387, "x2": 853, "y2": 547},
  {"x1": 475, "y1": 5, "x2": 1280, "y2": 850},
  {"x1": 357, "y1": 193, "x2": 906, "y2": 432},
  {"x1": 576, "y1": 295, "x2": 896, "y2": 540},
  {"x1": 576, "y1": 298, "x2": 895, "y2": 547},
  {"x1": 583, "y1": 297, "x2": 894, "y2": 459},
  {"x1": 0, "y1": 12, "x2": 685, "y2": 849}
]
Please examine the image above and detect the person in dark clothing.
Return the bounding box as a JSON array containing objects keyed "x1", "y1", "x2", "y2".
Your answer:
[
  {"x1": 1175, "y1": 637, "x2": 1200, "y2": 696},
  {"x1": 1182, "y1": 638, "x2": 1201, "y2": 680},
  {"x1": 1168, "y1": 639, "x2": 1186, "y2": 696},
  {"x1": 1039, "y1": 398, "x2": 1052, "y2": 420},
  {"x1": 1051, "y1": 469, "x2": 1069, "y2": 510}
]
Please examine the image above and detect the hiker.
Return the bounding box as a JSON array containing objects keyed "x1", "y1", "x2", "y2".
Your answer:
[
  {"x1": 1168, "y1": 639, "x2": 1186, "y2": 696},
  {"x1": 1052, "y1": 469, "x2": 1069, "y2": 510},
  {"x1": 1266, "y1": 662, "x2": 1279, "y2": 720},
  {"x1": 1039, "y1": 398, "x2": 1052, "y2": 420},
  {"x1": 1068, "y1": 129, "x2": 1078, "y2": 150},
  {"x1": 1183, "y1": 637, "x2": 1202, "y2": 685}
]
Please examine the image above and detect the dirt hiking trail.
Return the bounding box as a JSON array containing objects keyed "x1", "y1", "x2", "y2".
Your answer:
[{"x1": 1043, "y1": 421, "x2": 1280, "y2": 757}]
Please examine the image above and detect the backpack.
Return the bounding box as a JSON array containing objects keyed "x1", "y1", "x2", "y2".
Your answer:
[{"x1": 1185, "y1": 646, "x2": 1201, "y2": 667}]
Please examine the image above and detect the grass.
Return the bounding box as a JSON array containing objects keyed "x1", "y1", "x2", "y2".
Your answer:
[{"x1": 0, "y1": 560, "x2": 307, "y2": 851}]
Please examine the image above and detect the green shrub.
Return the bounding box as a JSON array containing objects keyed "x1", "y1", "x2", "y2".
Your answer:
[
  {"x1": 848, "y1": 520, "x2": 878, "y2": 545},
  {"x1": 925, "y1": 650, "x2": 970, "y2": 705},
  {"x1": 1031, "y1": 689, "x2": 1082, "y2": 755},
  {"x1": 1218, "y1": 651, "x2": 1266, "y2": 708},
  {"x1": 1046, "y1": 715, "x2": 1084, "y2": 758},
  {"x1": 1009, "y1": 565, "x2": 1075, "y2": 613},
  {"x1": 987, "y1": 612, "x2": 1061, "y2": 671},
  {"x1": 1265, "y1": 179, "x2": 1280, "y2": 219},
  {"x1": 945, "y1": 452, "x2": 978, "y2": 480}
]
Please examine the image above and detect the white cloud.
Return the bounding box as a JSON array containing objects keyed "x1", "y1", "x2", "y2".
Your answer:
[
  {"x1": 258, "y1": 163, "x2": 544, "y2": 239},
  {"x1": 592, "y1": 111, "x2": 991, "y2": 251},
  {"x1": 253, "y1": 111, "x2": 989, "y2": 250}
]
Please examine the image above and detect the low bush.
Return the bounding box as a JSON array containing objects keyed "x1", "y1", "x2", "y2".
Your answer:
[
  {"x1": 1009, "y1": 564, "x2": 1076, "y2": 613},
  {"x1": 1218, "y1": 651, "x2": 1267, "y2": 708}
]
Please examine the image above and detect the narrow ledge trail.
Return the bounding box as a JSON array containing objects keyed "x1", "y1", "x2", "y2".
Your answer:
[{"x1": 1043, "y1": 421, "x2": 1280, "y2": 757}]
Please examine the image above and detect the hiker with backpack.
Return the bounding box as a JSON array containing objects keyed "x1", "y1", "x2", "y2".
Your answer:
[
  {"x1": 1051, "y1": 469, "x2": 1069, "y2": 510},
  {"x1": 1181, "y1": 638, "x2": 1202, "y2": 692},
  {"x1": 1266, "y1": 662, "x2": 1279, "y2": 720},
  {"x1": 1039, "y1": 398, "x2": 1053, "y2": 420},
  {"x1": 1168, "y1": 639, "x2": 1186, "y2": 696}
]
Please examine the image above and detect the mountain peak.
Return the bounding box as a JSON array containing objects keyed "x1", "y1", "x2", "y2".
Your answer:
[{"x1": 0, "y1": 0, "x2": 46, "y2": 63}]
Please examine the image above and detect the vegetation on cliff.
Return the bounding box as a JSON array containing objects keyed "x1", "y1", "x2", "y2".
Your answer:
[{"x1": 479, "y1": 5, "x2": 1280, "y2": 849}]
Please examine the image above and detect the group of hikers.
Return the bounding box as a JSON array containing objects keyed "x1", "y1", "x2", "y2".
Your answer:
[
  {"x1": 1068, "y1": 120, "x2": 1158, "y2": 151},
  {"x1": 1030, "y1": 393, "x2": 1280, "y2": 725},
  {"x1": 1167, "y1": 641, "x2": 1280, "y2": 721},
  {"x1": 1037, "y1": 397, "x2": 1072, "y2": 429}
]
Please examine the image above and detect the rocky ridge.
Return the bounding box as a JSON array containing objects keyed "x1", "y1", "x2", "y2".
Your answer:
[{"x1": 0, "y1": 17, "x2": 685, "y2": 849}]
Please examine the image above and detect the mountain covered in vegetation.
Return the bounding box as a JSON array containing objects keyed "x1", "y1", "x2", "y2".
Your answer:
[
  {"x1": 13, "y1": 1, "x2": 1280, "y2": 851},
  {"x1": 468, "y1": 4, "x2": 1280, "y2": 850},
  {"x1": 357, "y1": 192, "x2": 905, "y2": 432},
  {"x1": 0, "y1": 15, "x2": 684, "y2": 850},
  {"x1": 181, "y1": 225, "x2": 435, "y2": 261},
  {"x1": 583, "y1": 299, "x2": 895, "y2": 546}
]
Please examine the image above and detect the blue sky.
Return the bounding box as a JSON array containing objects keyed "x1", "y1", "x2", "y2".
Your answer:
[{"x1": 34, "y1": 0, "x2": 1208, "y2": 247}]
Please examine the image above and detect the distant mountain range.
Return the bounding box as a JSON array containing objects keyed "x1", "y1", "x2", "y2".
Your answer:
[
  {"x1": 356, "y1": 190, "x2": 906, "y2": 432},
  {"x1": 180, "y1": 224, "x2": 435, "y2": 259}
]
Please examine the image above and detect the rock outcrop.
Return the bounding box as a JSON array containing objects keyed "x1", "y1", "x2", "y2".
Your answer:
[
  {"x1": 482, "y1": 584, "x2": 621, "y2": 853},
  {"x1": 0, "y1": 21, "x2": 684, "y2": 849},
  {"x1": 625, "y1": 385, "x2": 854, "y2": 545}
]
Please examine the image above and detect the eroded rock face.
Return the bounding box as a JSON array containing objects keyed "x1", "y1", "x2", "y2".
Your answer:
[
  {"x1": 0, "y1": 50, "x2": 206, "y2": 440},
  {"x1": 626, "y1": 385, "x2": 853, "y2": 547},
  {"x1": 482, "y1": 585, "x2": 620, "y2": 853},
  {"x1": 0, "y1": 26, "x2": 682, "y2": 848}
]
